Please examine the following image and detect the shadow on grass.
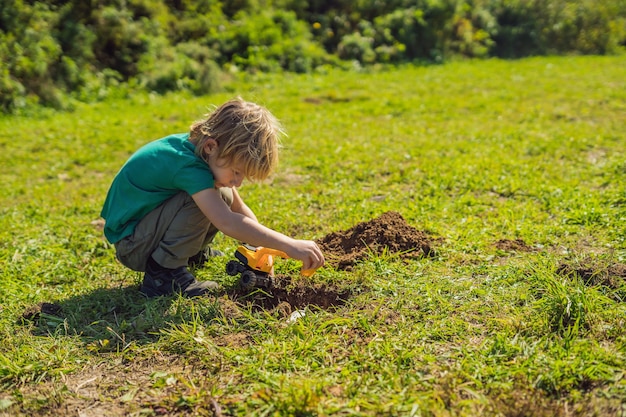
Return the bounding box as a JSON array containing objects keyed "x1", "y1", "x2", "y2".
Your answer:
[
  {"x1": 17, "y1": 284, "x2": 198, "y2": 351},
  {"x1": 17, "y1": 275, "x2": 354, "y2": 352}
]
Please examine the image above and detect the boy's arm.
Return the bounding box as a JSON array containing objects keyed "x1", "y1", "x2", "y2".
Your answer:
[
  {"x1": 192, "y1": 188, "x2": 324, "y2": 270},
  {"x1": 230, "y1": 188, "x2": 258, "y2": 222}
]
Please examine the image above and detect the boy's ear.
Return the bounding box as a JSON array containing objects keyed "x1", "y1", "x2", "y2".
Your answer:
[{"x1": 203, "y1": 138, "x2": 218, "y2": 154}]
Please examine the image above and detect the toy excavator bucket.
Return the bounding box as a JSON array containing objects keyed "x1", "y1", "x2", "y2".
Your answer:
[
  {"x1": 253, "y1": 247, "x2": 287, "y2": 270},
  {"x1": 240, "y1": 246, "x2": 318, "y2": 277},
  {"x1": 301, "y1": 268, "x2": 316, "y2": 277}
]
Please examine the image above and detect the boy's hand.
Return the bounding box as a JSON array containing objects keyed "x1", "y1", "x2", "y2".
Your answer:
[{"x1": 287, "y1": 239, "x2": 325, "y2": 271}]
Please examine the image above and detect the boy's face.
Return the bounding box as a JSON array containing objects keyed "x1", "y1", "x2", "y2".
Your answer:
[
  {"x1": 209, "y1": 157, "x2": 245, "y2": 189},
  {"x1": 202, "y1": 138, "x2": 245, "y2": 188}
]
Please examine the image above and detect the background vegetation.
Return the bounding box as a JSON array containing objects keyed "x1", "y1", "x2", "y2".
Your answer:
[
  {"x1": 0, "y1": 55, "x2": 625, "y2": 416},
  {"x1": 1, "y1": 0, "x2": 626, "y2": 111}
]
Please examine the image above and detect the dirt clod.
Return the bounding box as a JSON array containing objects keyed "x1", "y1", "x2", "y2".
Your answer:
[
  {"x1": 20, "y1": 302, "x2": 62, "y2": 323},
  {"x1": 316, "y1": 211, "x2": 437, "y2": 270},
  {"x1": 557, "y1": 260, "x2": 626, "y2": 292},
  {"x1": 495, "y1": 238, "x2": 535, "y2": 252}
]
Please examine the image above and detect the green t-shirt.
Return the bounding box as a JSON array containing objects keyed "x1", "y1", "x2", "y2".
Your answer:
[{"x1": 100, "y1": 133, "x2": 214, "y2": 243}]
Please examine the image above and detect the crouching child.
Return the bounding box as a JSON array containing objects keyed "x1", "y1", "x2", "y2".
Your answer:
[{"x1": 101, "y1": 98, "x2": 325, "y2": 297}]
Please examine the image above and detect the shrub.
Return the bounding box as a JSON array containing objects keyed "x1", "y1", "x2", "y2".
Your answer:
[
  {"x1": 0, "y1": 60, "x2": 26, "y2": 112},
  {"x1": 0, "y1": 1, "x2": 64, "y2": 109},
  {"x1": 90, "y1": 6, "x2": 154, "y2": 77},
  {"x1": 373, "y1": 7, "x2": 447, "y2": 62},
  {"x1": 447, "y1": 2, "x2": 497, "y2": 58},
  {"x1": 139, "y1": 42, "x2": 222, "y2": 95},
  {"x1": 0, "y1": 0, "x2": 624, "y2": 112},
  {"x1": 490, "y1": 0, "x2": 626, "y2": 58},
  {"x1": 223, "y1": 9, "x2": 331, "y2": 73},
  {"x1": 338, "y1": 32, "x2": 376, "y2": 63},
  {"x1": 541, "y1": 0, "x2": 626, "y2": 55}
]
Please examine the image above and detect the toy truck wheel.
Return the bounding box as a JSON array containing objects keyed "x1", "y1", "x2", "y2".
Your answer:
[
  {"x1": 226, "y1": 260, "x2": 241, "y2": 276},
  {"x1": 256, "y1": 275, "x2": 274, "y2": 289},
  {"x1": 240, "y1": 270, "x2": 257, "y2": 289}
]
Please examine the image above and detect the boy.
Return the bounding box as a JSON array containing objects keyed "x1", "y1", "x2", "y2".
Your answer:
[{"x1": 101, "y1": 98, "x2": 325, "y2": 297}]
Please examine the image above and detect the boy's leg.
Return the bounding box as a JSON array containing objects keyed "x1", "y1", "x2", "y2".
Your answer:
[
  {"x1": 115, "y1": 192, "x2": 196, "y2": 272},
  {"x1": 150, "y1": 194, "x2": 212, "y2": 269},
  {"x1": 154, "y1": 187, "x2": 233, "y2": 268},
  {"x1": 115, "y1": 188, "x2": 233, "y2": 272},
  {"x1": 115, "y1": 189, "x2": 233, "y2": 298}
]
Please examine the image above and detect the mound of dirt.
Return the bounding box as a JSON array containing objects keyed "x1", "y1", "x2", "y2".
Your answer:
[
  {"x1": 557, "y1": 260, "x2": 626, "y2": 292},
  {"x1": 495, "y1": 238, "x2": 535, "y2": 252},
  {"x1": 316, "y1": 211, "x2": 437, "y2": 270},
  {"x1": 20, "y1": 302, "x2": 62, "y2": 323}
]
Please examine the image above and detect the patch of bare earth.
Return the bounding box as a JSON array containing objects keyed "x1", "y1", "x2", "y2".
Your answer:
[
  {"x1": 20, "y1": 302, "x2": 63, "y2": 323},
  {"x1": 557, "y1": 257, "x2": 626, "y2": 296},
  {"x1": 495, "y1": 238, "x2": 536, "y2": 252},
  {"x1": 316, "y1": 211, "x2": 438, "y2": 271},
  {"x1": 228, "y1": 274, "x2": 351, "y2": 314},
  {"x1": 7, "y1": 356, "x2": 225, "y2": 417}
]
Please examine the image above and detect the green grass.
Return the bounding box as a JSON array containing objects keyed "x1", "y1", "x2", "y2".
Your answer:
[{"x1": 1, "y1": 56, "x2": 625, "y2": 416}]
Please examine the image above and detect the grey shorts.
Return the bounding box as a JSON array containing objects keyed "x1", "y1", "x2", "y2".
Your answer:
[{"x1": 114, "y1": 189, "x2": 233, "y2": 271}]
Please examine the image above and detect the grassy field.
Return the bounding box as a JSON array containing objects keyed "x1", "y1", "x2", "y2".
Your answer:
[{"x1": 1, "y1": 56, "x2": 625, "y2": 416}]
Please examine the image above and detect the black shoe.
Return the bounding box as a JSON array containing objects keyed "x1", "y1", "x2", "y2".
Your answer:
[
  {"x1": 188, "y1": 246, "x2": 224, "y2": 268},
  {"x1": 140, "y1": 258, "x2": 218, "y2": 298}
]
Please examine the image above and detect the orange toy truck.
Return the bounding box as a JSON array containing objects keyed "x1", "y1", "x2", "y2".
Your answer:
[{"x1": 226, "y1": 244, "x2": 316, "y2": 289}]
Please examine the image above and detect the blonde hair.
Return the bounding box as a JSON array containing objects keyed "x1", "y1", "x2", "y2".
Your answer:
[{"x1": 190, "y1": 98, "x2": 283, "y2": 181}]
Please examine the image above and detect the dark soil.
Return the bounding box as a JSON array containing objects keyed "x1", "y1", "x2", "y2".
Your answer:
[
  {"x1": 495, "y1": 238, "x2": 535, "y2": 252},
  {"x1": 228, "y1": 275, "x2": 352, "y2": 313},
  {"x1": 20, "y1": 302, "x2": 63, "y2": 323},
  {"x1": 315, "y1": 211, "x2": 438, "y2": 271},
  {"x1": 557, "y1": 259, "x2": 626, "y2": 294}
]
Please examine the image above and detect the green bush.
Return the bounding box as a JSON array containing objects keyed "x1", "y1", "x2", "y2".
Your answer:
[
  {"x1": 448, "y1": 2, "x2": 497, "y2": 58},
  {"x1": 541, "y1": 0, "x2": 626, "y2": 55},
  {"x1": 0, "y1": 1, "x2": 63, "y2": 110},
  {"x1": 139, "y1": 42, "x2": 222, "y2": 94},
  {"x1": 0, "y1": 0, "x2": 624, "y2": 112},
  {"x1": 375, "y1": 6, "x2": 453, "y2": 62},
  {"x1": 0, "y1": 62, "x2": 26, "y2": 112},
  {"x1": 491, "y1": 0, "x2": 626, "y2": 57},
  {"x1": 224, "y1": 9, "x2": 330, "y2": 73},
  {"x1": 338, "y1": 32, "x2": 376, "y2": 64}
]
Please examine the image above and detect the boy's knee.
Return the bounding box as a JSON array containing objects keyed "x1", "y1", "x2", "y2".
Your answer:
[
  {"x1": 219, "y1": 187, "x2": 234, "y2": 206},
  {"x1": 115, "y1": 238, "x2": 148, "y2": 272}
]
